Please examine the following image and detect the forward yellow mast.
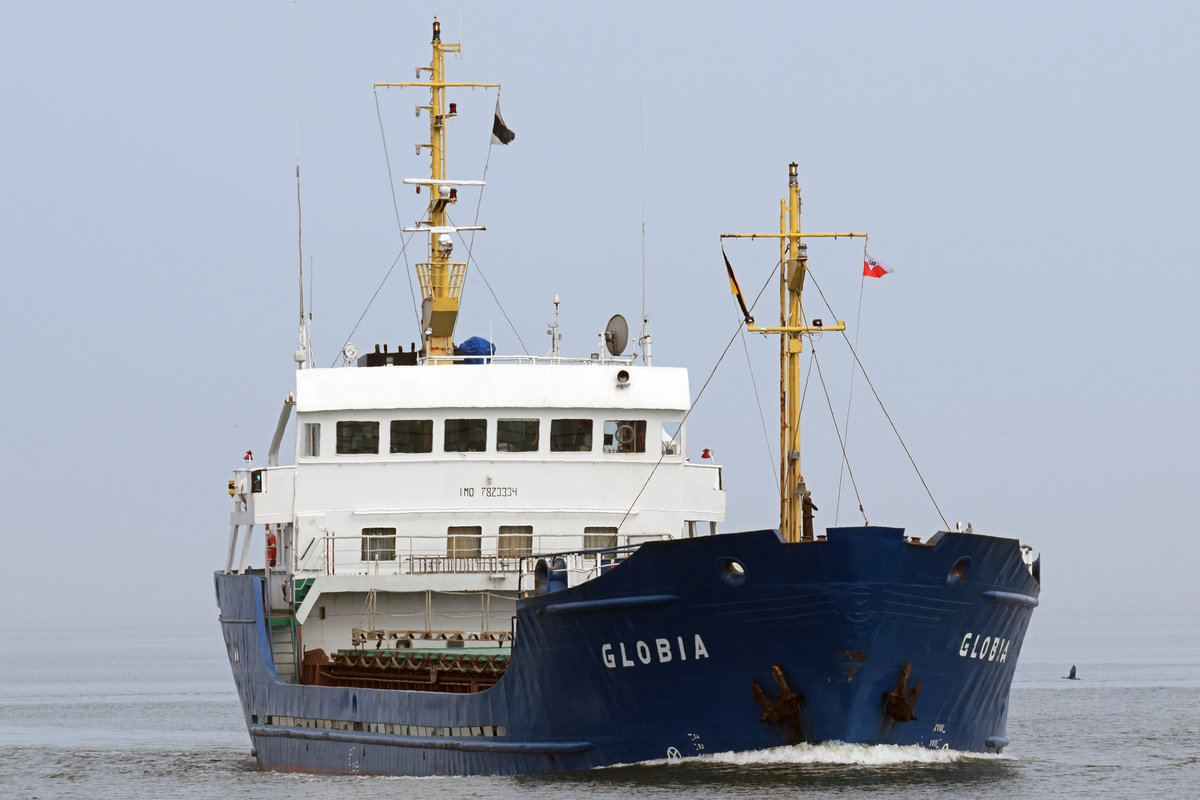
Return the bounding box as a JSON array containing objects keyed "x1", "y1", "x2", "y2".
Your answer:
[
  {"x1": 722, "y1": 163, "x2": 866, "y2": 543},
  {"x1": 375, "y1": 18, "x2": 498, "y2": 358}
]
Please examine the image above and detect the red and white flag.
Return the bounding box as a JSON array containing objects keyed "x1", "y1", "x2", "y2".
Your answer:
[{"x1": 863, "y1": 251, "x2": 893, "y2": 278}]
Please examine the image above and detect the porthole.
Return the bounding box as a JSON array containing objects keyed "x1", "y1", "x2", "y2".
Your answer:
[{"x1": 717, "y1": 557, "x2": 746, "y2": 586}]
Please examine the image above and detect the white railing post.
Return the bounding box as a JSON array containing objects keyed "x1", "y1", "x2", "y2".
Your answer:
[
  {"x1": 237, "y1": 523, "x2": 256, "y2": 574},
  {"x1": 225, "y1": 523, "x2": 240, "y2": 573}
]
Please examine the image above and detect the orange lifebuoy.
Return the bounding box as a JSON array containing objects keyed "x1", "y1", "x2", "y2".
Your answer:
[{"x1": 266, "y1": 527, "x2": 277, "y2": 567}]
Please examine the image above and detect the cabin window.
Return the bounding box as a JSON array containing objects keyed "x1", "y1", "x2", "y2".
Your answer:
[
  {"x1": 661, "y1": 422, "x2": 682, "y2": 455},
  {"x1": 498, "y1": 525, "x2": 533, "y2": 558},
  {"x1": 497, "y1": 419, "x2": 539, "y2": 452},
  {"x1": 447, "y1": 525, "x2": 482, "y2": 558},
  {"x1": 361, "y1": 527, "x2": 396, "y2": 561},
  {"x1": 603, "y1": 420, "x2": 646, "y2": 454},
  {"x1": 391, "y1": 419, "x2": 433, "y2": 453},
  {"x1": 550, "y1": 419, "x2": 593, "y2": 452},
  {"x1": 302, "y1": 423, "x2": 321, "y2": 457},
  {"x1": 584, "y1": 526, "x2": 618, "y2": 551},
  {"x1": 445, "y1": 419, "x2": 487, "y2": 452},
  {"x1": 337, "y1": 421, "x2": 379, "y2": 454}
]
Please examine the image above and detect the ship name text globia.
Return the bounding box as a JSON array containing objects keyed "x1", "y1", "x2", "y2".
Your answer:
[{"x1": 602, "y1": 635, "x2": 710, "y2": 668}]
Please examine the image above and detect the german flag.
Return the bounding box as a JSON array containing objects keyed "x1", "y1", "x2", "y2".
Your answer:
[{"x1": 723, "y1": 247, "x2": 753, "y2": 325}]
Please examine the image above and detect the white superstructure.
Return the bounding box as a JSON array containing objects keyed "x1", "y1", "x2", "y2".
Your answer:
[{"x1": 227, "y1": 356, "x2": 725, "y2": 664}]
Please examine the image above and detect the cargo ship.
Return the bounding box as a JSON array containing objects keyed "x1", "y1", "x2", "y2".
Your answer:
[{"x1": 215, "y1": 19, "x2": 1040, "y2": 776}]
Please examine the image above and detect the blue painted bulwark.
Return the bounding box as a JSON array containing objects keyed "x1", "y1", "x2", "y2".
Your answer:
[{"x1": 216, "y1": 525, "x2": 1040, "y2": 775}]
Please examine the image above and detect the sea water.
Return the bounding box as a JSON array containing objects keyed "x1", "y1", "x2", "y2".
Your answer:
[{"x1": 1, "y1": 616, "x2": 1196, "y2": 799}]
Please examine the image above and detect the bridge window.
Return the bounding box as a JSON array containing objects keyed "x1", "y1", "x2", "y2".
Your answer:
[
  {"x1": 448, "y1": 525, "x2": 482, "y2": 558},
  {"x1": 661, "y1": 422, "x2": 681, "y2": 455},
  {"x1": 445, "y1": 419, "x2": 487, "y2": 452},
  {"x1": 603, "y1": 420, "x2": 646, "y2": 454},
  {"x1": 497, "y1": 419, "x2": 539, "y2": 452},
  {"x1": 550, "y1": 419, "x2": 592, "y2": 452},
  {"x1": 337, "y1": 421, "x2": 379, "y2": 454},
  {"x1": 498, "y1": 525, "x2": 533, "y2": 558},
  {"x1": 584, "y1": 526, "x2": 618, "y2": 550},
  {"x1": 361, "y1": 527, "x2": 396, "y2": 561},
  {"x1": 301, "y1": 423, "x2": 321, "y2": 457},
  {"x1": 391, "y1": 419, "x2": 433, "y2": 453}
]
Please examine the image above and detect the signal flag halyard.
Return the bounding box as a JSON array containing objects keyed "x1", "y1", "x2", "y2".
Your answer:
[
  {"x1": 863, "y1": 251, "x2": 893, "y2": 278},
  {"x1": 723, "y1": 247, "x2": 753, "y2": 325}
]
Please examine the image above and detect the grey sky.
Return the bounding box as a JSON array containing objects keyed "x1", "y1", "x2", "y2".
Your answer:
[{"x1": 2, "y1": 1, "x2": 1197, "y2": 629}]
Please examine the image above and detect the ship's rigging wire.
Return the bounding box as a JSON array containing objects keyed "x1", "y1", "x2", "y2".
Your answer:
[
  {"x1": 328, "y1": 235, "x2": 417, "y2": 368},
  {"x1": 453, "y1": 91, "x2": 532, "y2": 356},
  {"x1": 739, "y1": 325, "x2": 780, "y2": 495},
  {"x1": 354, "y1": 88, "x2": 532, "y2": 361},
  {"x1": 809, "y1": 345, "x2": 868, "y2": 524},
  {"x1": 447, "y1": 206, "x2": 531, "y2": 355},
  {"x1": 805, "y1": 268, "x2": 951, "y2": 531},
  {"x1": 374, "y1": 87, "x2": 423, "y2": 330},
  {"x1": 615, "y1": 258, "x2": 783, "y2": 532},
  {"x1": 834, "y1": 265, "x2": 868, "y2": 525}
]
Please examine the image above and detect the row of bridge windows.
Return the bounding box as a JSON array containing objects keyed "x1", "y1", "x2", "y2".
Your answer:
[
  {"x1": 359, "y1": 525, "x2": 622, "y2": 560},
  {"x1": 302, "y1": 418, "x2": 681, "y2": 457}
]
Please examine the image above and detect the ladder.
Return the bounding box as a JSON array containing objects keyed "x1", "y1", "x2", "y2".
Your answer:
[{"x1": 268, "y1": 611, "x2": 300, "y2": 683}]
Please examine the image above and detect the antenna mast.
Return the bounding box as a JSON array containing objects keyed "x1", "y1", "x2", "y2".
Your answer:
[
  {"x1": 375, "y1": 18, "x2": 497, "y2": 359},
  {"x1": 292, "y1": 2, "x2": 311, "y2": 369},
  {"x1": 638, "y1": 103, "x2": 652, "y2": 365}
]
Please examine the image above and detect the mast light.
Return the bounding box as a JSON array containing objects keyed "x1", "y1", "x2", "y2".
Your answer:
[{"x1": 789, "y1": 162, "x2": 798, "y2": 186}]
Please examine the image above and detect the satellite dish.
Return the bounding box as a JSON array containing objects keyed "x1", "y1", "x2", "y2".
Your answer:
[{"x1": 604, "y1": 314, "x2": 629, "y2": 356}]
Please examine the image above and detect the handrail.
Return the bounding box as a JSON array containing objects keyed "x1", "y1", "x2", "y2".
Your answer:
[
  {"x1": 293, "y1": 531, "x2": 668, "y2": 581},
  {"x1": 420, "y1": 354, "x2": 638, "y2": 366}
]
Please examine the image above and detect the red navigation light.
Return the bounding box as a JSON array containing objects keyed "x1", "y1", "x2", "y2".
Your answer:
[
  {"x1": 416, "y1": 185, "x2": 421, "y2": 193},
  {"x1": 701, "y1": 448, "x2": 712, "y2": 459},
  {"x1": 449, "y1": 102, "x2": 457, "y2": 114},
  {"x1": 449, "y1": 188, "x2": 458, "y2": 199}
]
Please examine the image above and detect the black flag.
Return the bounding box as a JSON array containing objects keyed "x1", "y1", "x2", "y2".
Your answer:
[{"x1": 491, "y1": 98, "x2": 515, "y2": 145}]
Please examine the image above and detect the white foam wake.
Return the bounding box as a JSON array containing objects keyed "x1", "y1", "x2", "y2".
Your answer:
[{"x1": 640, "y1": 742, "x2": 1001, "y2": 768}]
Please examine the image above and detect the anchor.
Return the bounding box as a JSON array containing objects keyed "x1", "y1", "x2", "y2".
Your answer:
[
  {"x1": 751, "y1": 664, "x2": 805, "y2": 741},
  {"x1": 881, "y1": 661, "x2": 922, "y2": 722}
]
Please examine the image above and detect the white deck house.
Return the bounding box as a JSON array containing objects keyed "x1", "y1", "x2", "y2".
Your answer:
[{"x1": 229, "y1": 359, "x2": 726, "y2": 657}]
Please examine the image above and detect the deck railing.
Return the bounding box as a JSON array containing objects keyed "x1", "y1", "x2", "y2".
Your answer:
[{"x1": 295, "y1": 532, "x2": 668, "y2": 580}]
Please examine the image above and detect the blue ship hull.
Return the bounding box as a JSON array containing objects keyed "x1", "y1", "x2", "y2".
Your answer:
[{"x1": 215, "y1": 526, "x2": 1039, "y2": 775}]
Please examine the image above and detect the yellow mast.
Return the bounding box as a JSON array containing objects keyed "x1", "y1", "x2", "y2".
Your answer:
[
  {"x1": 722, "y1": 163, "x2": 866, "y2": 542},
  {"x1": 375, "y1": 18, "x2": 499, "y2": 359}
]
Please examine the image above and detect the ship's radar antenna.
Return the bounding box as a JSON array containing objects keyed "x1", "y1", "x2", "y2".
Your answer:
[{"x1": 604, "y1": 314, "x2": 629, "y2": 357}]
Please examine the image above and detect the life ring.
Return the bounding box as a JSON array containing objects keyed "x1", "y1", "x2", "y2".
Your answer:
[{"x1": 266, "y1": 528, "x2": 277, "y2": 567}]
